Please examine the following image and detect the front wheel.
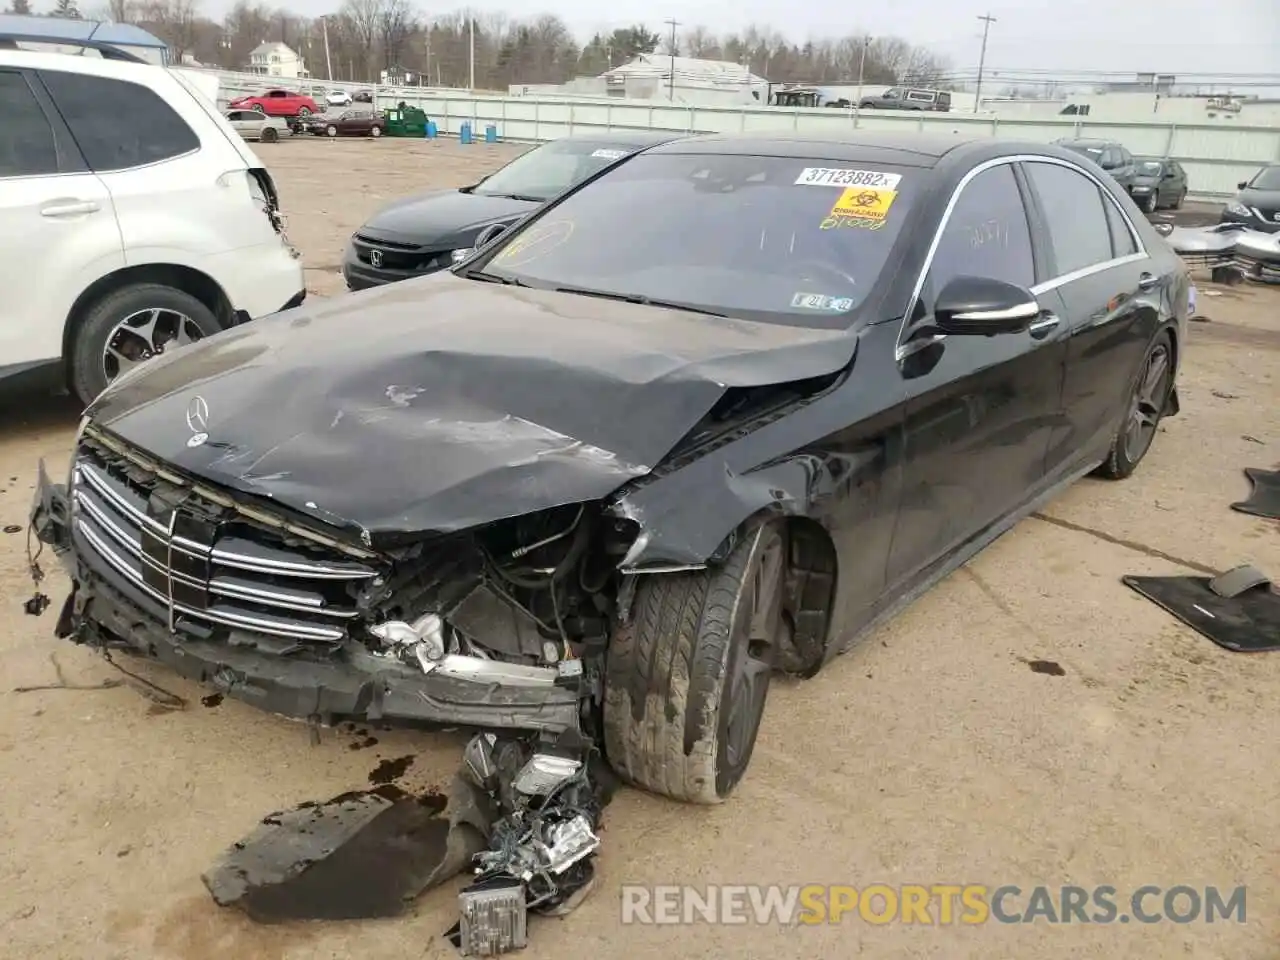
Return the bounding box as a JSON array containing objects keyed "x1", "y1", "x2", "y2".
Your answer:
[
  {"x1": 260, "y1": 126, "x2": 279, "y2": 143},
  {"x1": 1096, "y1": 330, "x2": 1174, "y2": 480},
  {"x1": 1145, "y1": 191, "x2": 1160, "y2": 213},
  {"x1": 603, "y1": 520, "x2": 787, "y2": 804},
  {"x1": 252, "y1": 103, "x2": 265, "y2": 114},
  {"x1": 69, "y1": 284, "x2": 221, "y2": 405},
  {"x1": 370, "y1": 125, "x2": 382, "y2": 138},
  {"x1": 325, "y1": 124, "x2": 338, "y2": 137}
]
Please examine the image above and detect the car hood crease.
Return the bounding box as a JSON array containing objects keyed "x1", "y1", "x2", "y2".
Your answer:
[{"x1": 87, "y1": 274, "x2": 856, "y2": 544}]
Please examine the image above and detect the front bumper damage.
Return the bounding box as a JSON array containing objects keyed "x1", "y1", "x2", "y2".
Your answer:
[{"x1": 29, "y1": 468, "x2": 581, "y2": 735}]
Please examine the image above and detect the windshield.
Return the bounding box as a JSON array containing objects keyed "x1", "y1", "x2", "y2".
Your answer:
[
  {"x1": 473, "y1": 153, "x2": 919, "y2": 328},
  {"x1": 1063, "y1": 143, "x2": 1105, "y2": 159},
  {"x1": 474, "y1": 140, "x2": 644, "y2": 201},
  {"x1": 1248, "y1": 166, "x2": 1280, "y2": 191},
  {"x1": 1137, "y1": 160, "x2": 1163, "y2": 176}
]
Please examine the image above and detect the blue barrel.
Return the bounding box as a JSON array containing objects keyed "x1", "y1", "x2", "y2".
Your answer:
[
  {"x1": 484, "y1": 124, "x2": 497, "y2": 143},
  {"x1": 459, "y1": 122, "x2": 472, "y2": 144},
  {"x1": 425, "y1": 120, "x2": 437, "y2": 138}
]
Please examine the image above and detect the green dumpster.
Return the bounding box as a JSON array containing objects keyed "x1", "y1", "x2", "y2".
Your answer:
[{"x1": 383, "y1": 105, "x2": 427, "y2": 137}]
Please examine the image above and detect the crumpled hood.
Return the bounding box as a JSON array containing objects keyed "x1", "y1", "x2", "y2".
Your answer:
[
  {"x1": 359, "y1": 189, "x2": 537, "y2": 248},
  {"x1": 88, "y1": 273, "x2": 855, "y2": 546}
]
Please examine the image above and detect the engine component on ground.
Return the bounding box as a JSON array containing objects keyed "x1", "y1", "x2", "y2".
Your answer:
[{"x1": 458, "y1": 876, "x2": 529, "y2": 956}]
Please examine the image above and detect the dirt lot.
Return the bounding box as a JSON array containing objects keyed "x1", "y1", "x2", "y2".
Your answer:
[{"x1": 1, "y1": 137, "x2": 1278, "y2": 959}]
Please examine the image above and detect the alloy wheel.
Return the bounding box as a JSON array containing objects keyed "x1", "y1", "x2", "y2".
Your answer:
[
  {"x1": 1122, "y1": 343, "x2": 1171, "y2": 464},
  {"x1": 102, "y1": 308, "x2": 204, "y2": 382}
]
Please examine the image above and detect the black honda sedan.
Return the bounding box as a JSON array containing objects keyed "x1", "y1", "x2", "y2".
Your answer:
[
  {"x1": 32, "y1": 132, "x2": 1186, "y2": 808},
  {"x1": 342, "y1": 130, "x2": 679, "y2": 289}
]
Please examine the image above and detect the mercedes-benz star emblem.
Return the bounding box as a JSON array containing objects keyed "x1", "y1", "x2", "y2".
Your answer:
[
  {"x1": 186, "y1": 395, "x2": 209, "y2": 448},
  {"x1": 369, "y1": 249, "x2": 383, "y2": 268}
]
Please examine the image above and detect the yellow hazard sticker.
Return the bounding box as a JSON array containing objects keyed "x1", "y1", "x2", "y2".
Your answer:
[{"x1": 828, "y1": 186, "x2": 898, "y2": 221}]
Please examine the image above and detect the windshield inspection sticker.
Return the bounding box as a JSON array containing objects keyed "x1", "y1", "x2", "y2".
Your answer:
[
  {"x1": 591, "y1": 148, "x2": 627, "y2": 159},
  {"x1": 829, "y1": 186, "x2": 898, "y2": 220},
  {"x1": 791, "y1": 292, "x2": 855, "y2": 312},
  {"x1": 795, "y1": 167, "x2": 903, "y2": 189}
]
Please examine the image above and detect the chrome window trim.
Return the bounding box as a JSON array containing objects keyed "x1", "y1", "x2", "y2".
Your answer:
[{"x1": 896, "y1": 153, "x2": 1151, "y2": 361}]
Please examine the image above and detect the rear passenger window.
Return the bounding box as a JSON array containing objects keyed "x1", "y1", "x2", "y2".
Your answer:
[
  {"x1": 0, "y1": 71, "x2": 59, "y2": 177},
  {"x1": 1025, "y1": 161, "x2": 1114, "y2": 275},
  {"x1": 1103, "y1": 197, "x2": 1137, "y2": 257},
  {"x1": 40, "y1": 71, "x2": 200, "y2": 172},
  {"x1": 928, "y1": 163, "x2": 1035, "y2": 292}
]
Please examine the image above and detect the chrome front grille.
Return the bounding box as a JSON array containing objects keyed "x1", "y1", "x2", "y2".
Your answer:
[{"x1": 72, "y1": 438, "x2": 379, "y2": 645}]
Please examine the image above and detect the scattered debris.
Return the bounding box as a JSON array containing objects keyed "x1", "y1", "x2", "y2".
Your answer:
[
  {"x1": 1211, "y1": 391, "x2": 1240, "y2": 400},
  {"x1": 203, "y1": 779, "x2": 488, "y2": 923},
  {"x1": 1231, "y1": 468, "x2": 1280, "y2": 521},
  {"x1": 1243, "y1": 435, "x2": 1264, "y2": 445},
  {"x1": 12, "y1": 652, "x2": 123, "y2": 695},
  {"x1": 1124, "y1": 565, "x2": 1280, "y2": 653},
  {"x1": 3, "y1": 524, "x2": 20, "y2": 534},
  {"x1": 201, "y1": 693, "x2": 224, "y2": 708},
  {"x1": 1026, "y1": 659, "x2": 1066, "y2": 677},
  {"x1": 23, "y1": 593, "x2": 50, "y2": 616}
]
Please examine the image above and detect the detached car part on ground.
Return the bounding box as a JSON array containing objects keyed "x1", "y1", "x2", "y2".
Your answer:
[
  {"x1": 1165, "y1": 222, "x2": 1280, "y2": 283},
  {"x1": 342, "y1": 131, "x2": 679, "y2": 290},
  {"x1": 31, "y1": 134, "x2": 1188, "y2": 821}
]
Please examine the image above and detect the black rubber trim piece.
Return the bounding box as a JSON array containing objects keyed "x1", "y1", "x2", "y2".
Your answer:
[
  {"x1": 1123, "y1": 565, "x2": 1280, "y2": 653},
  {"x1": 1231, "y1": 468, "x2": 1280, "y2": 521}
]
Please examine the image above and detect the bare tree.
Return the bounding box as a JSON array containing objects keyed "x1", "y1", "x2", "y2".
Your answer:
[
  {"x1": 377, "y1": 0, "x2": 415, "y2": 73},
  {"x1": 137, "y1": 0, "x2": 198, "y2": 62},
  {"x1": 339, "y1": 0, "x2": 380, "y2": 81}
]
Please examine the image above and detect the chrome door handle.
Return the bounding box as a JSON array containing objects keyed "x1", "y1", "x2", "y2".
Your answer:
[
  {"x1": 40, "y1": 200, "x2": 101, "y2": 218},
  {"x1": 1028, "y1": 312, "x2": 1060, "y2": 337},
  {"x1": 1137, "y1": 273, "x2": 1158, "y2": 291}
]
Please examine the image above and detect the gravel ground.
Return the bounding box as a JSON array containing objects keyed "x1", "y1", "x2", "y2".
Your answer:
[{"x1": 1, "y1": 137, "x2": 1277, "y2": 960}]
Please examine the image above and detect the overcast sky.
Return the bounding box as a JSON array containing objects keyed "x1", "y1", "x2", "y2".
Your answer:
[{"x1": 221, "y1": 0, "x2": 1278, "y2": 78}]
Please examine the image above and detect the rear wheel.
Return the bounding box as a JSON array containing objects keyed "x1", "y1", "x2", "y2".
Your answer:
[
  {"x1": 1096, "y1": 330, "x2": 1174, "y2": 480},
  {"x1": 260, "y1": 126, "x2": 279, "y2": 143},
  {"x1": 326, "y1": 124, "x2": 338, "y2": 137},
  {"x1": 603, "y1": 520, "x2": 786, "y2": 804},
  {"x1": 69, "y1": 284, "x2": 221, "y2": 405},
  {"x1": 297, "y1": 106, "x2": 312, "y2": 117},
  {"x1": 370, "y1": 125, "x2": 382, "y2": 138}
]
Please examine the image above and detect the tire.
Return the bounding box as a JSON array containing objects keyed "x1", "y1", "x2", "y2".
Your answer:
[
  {"x1": 260, "y1": 126, "x2": 279, "y2": 143},
  {"x1": 298, "y1": 106, "x2": 312, "y2": 117},
  {"x1": 1095, "y1": 330, "x2": 1175, "y2": 480},
  {"x1": 326, "y1": 124, "x2": 338, "y2": 137},
  {"x1": 68, "y1": 283, "x2": 222, "y2": 405},
  {"x1": 252, "y1": 103, "x2": 265, "y2": 114},
  {"x1": 370, "y1": 125, "x2": 382, "y2": 138},
  {"x1": 1174, "y1": 189, "x2": 1186, "y2": 210},
  {"x1": 603, "y1": 520, "x2": 787, "y2": 804},
  {"x1": 1145, "y1": 190, "x2": 1159, "y2": 213}
]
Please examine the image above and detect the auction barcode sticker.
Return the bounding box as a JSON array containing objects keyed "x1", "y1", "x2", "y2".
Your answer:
[{"x1": 795, "y1": 167, "x2": 902, "y2": 189}]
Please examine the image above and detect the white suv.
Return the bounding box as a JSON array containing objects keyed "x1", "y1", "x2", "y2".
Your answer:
[{"x1": 0, "y1": 40, "x2": 305, "y2": 403}]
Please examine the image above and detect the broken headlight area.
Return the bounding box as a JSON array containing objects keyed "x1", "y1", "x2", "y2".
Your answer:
[
  {"x1": 449, "y1": 732, "x2": 617, "y2": 956},
  {"x1": 361, "y1": 502, "x2": 641, "y2": 688}
]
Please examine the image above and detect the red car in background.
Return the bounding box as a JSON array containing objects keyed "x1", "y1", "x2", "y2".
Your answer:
[{"x1": 229, "y1": 88, "x2": 320, "y2": 118}]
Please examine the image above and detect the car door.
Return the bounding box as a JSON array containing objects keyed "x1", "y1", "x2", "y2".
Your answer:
[
  {"x1": 265, "y1": 90, "x2": 287, "y2": 116},
  {"x1": 349, "y1": 108, "x2": 371, "y2": 135},
  {"x1": 1020, "y1": 158, "x2": 1161, "y2": 480},
  {"x1": 225, "y1": 110, "x2": 253, "y2": 137},
  {"x1": 0, "y1": 68, "x2": 120, "y2": 373},
  {"x1": 884, "y1": 161, "x2": 1069, "y2": 588}
]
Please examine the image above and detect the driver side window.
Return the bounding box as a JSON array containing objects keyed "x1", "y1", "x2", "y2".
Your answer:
[{"x1": 925, "y1": 163, "x2": 1035, "y2": 304}]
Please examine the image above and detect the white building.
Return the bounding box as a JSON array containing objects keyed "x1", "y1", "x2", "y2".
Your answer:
[{"x1": 247, "y1": 41, "x2": 307, "y2": 79}]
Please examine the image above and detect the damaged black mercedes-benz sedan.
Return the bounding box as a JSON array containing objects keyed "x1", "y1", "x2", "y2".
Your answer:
[{"x1": 31, "y1": 131, "x2": 1187, "y2": 806}]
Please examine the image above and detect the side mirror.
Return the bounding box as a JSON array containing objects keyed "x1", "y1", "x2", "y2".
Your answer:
[
  {"x1": 1154, "y1": 222, "x2": 1174, "y2": 237},
  {"x1": 934, "y1": 276, "x2": 1040, "y2": 336},
  {"x1": 474, "y1": 222, "x2": 509, "y2": 249},
  {"x1": 1238, "y1": 181, "x2": 1249, "y2": 190}
]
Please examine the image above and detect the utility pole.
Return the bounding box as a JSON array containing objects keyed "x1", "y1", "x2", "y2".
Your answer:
[
  {"x1": 974, "y1": 13, "x2": 996, "y2": 113},
  {"x1": 321, "y1": 15, "x2": 333, "y2": 82},
  {"x1": 853, "y1": 35, "x2": 870, "y2": 121},
  {"x1": 468, "y1": 10, "x2": 475, "y2": 91},
  {"x1": 663, "y1": 17, "x2": 679, "y2": 101}
]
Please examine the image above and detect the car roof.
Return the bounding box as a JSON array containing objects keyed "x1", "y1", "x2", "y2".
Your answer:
[
  {"x1": 643, "y1": 130, "x2": 1087, "y2": 170},
  {"x1": 557, "y1": 130, "x2": 680, "y2": 147}
]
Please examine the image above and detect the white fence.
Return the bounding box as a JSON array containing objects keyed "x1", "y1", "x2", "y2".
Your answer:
[{"x1": 208, "y1": 70, "x2": 1280, "y2": 199}]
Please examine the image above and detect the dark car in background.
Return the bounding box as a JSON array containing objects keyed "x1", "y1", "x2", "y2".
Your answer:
[
  {"x1": 342, "y1": 130, "x2": 678, "y2": 289},
  {"x1": 1056, "y1": 138, "x2": 1137, "y2": 192},
  {"x1": 307, "y1": 105, "x2": 385, "y2": 138},
  {"x1": 858, "y1": 86, "x2": 951, "y2": 111},
  {"x1": 1221, "y1": 164, "x2": 1280, "y2": 234},
  {"x1": 32, "y1": 132, "x2": 1186, "y2": 810},
  {"x1": 1130, "y1": 157, "x2": 1188, "y2": 213}
]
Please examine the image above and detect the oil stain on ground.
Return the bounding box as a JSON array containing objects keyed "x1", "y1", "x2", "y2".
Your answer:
[
  {"x1": 1026, "y1": 659, "x2": 1066, "y2": 677},
  {"x1": 368, "y1": 755, "x2": 415, "y2": 785}
]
